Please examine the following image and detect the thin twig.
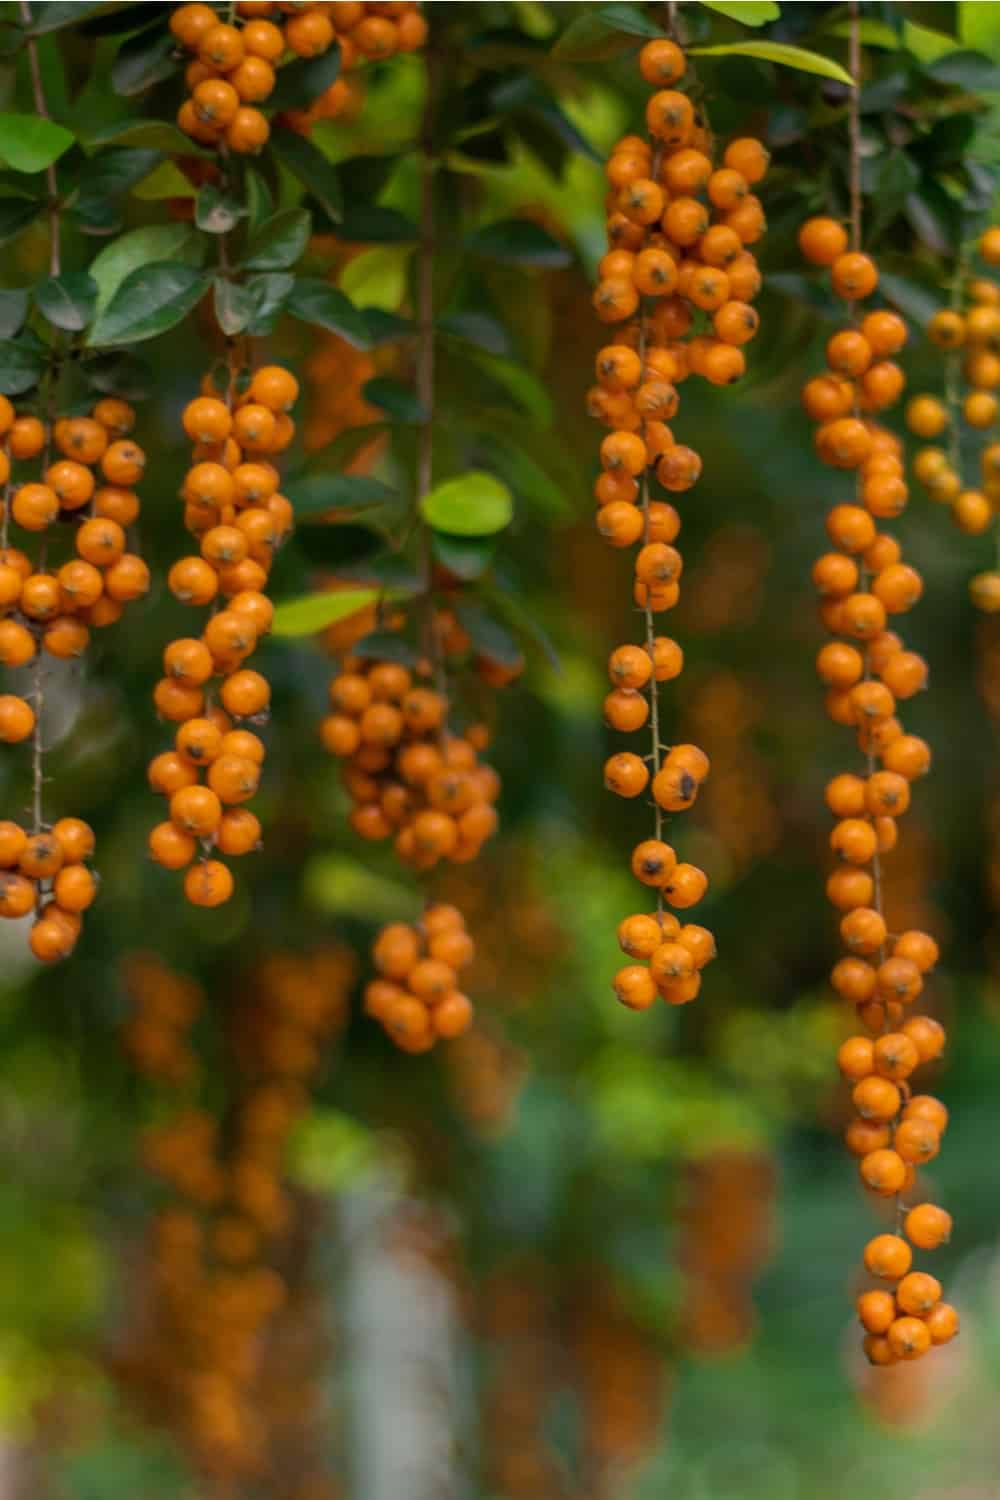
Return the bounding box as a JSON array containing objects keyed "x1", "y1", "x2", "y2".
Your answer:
[
  {"x1": 18, "y1": 0, "x2": 60, "y2": 277},
  {"x1": 847, "y1": 0, "x2": 861, "y2": 254}
]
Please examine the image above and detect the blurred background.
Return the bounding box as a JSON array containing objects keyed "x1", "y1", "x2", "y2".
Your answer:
[{"x1": 2, "y1": 1, "x2": 1000, "y2": 1496}]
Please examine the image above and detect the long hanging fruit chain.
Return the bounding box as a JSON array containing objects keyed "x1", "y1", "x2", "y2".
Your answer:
[
  {"x1": 589, "y1": 29, "x2": 769, "y2": 1010},
  {"x1": 804, "y1": 10, "x2": 958, "y2": 1367}
]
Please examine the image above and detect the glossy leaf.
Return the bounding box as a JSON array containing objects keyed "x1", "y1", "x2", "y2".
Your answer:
[
  {"x1": 455, "y1": 601, "x2": 522, "y2": 667},
  {"x1": 0, "y1": 288, "x2": 29, "y2": 339},
  {"x1": 22, "y1": 1, "x2": 125, "y2": 33},
  {"x1": 83, "y1": 119, "x2": 201, "y2": 155},
  {"x1": 82, "y1": 349, "x2": 153, "y2": 399},
  {"x1": 701, "y1": 1, "x2": 780, "y2": 23},
  {"x1": 111, "y1": 23, "x2": 175, "y2": 95},
  {"x1": 244, "y1": 272, "x2": 294, "y2": 337},
  {"x1": 34, "y1": 272, "x2": 98, "y2": 332},
  {"x1": 286, "y1": 278, "x2": 370, "y2": 347},
  {"x1": 243, "y1": 208, "x2": 311, "y2": 271},
  {"x1": 267, "y1": 43, "x2": 341, "y2": 111},
  {"x1": 213, "y1": 279, "x2": 256, "y2": 338},
  {"x1": 130, "y1": 160, "x2": 194, "y2": 200},
  {"x1": 551, "y1": 3, "x2": 661, "y2": 60},
  {"x1": 0, "y1": 339, "x2": 46, "y2": 395},
  {"x1": 0, "y1": 114, "x2": 74, "y2": 173},
  {"x1": 89, "y1": 262, "x2": 209, "y2": 347},
  {"x1": 0, "y1": 197, "x2": 39, "y2": 245},
  {"x1": 421, "y1": 471, "x2": 514, "y2": 537},
  {"x1": 362, "y1": 376, "x2": 426, "y2": 423},
  {"x1": 269, "y1": 132, "x2": 342, "y2": 224},
  {"x1": 927, "y1": 50, "x2": 1000, "y2": 91},
  {"x1": 286, "y1": 472, "x2": 398, "y2": 519},
  {"x1": 432, "y1": 534, "x2": 495, "y2": 581},
  {"x1": 272, "y1": 587, "x2": 384, "y2": 638},
  {"x1": 89, "y1": 223, "x2": 199, "y2": 320},
  {"x1": 467, "y1": 219, "x2": 571, "y2": 267},
  {"x1": 689, "y1": 40, "x2": 855, "y2": 85},
  {"x1": 195, "y1": 184, "x2": 246, "y2": 235}
]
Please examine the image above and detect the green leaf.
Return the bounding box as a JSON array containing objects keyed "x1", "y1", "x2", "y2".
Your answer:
[
  {"x1": 23, "y1": 1, "x2": 124, "y2": 34},
  {"x1": 0, "y1": 288, "x2": 29, "y2": 339},
  {"x1": 245, "y1": 168, "x2": 273, "y2": 230},
  {"x1": 362, "y1": 376, "x2": 425, "y2": 423},
  {"x1": 272, "y1": 587, "x2": 385, "y2": 638},
  {"x1": 89, "y1": 222, "x2": 200, "y2": 321},
  {"x1": 270, "y1": 131, "x2": 342, "y2": 224},
  {"x1": 340, "y1": 245, "x2": 411, "y2": 310},
  {"x1": 81, "y1": 349, "x2": 152, "y2": 399},
  {"x1": 927, "y1": 51, "x2": 1000, "y2": 91},
  {"x1": 420, "y1": 471, "x2": 514, "y2": 537},
  {"x1": 82, "y1": 119, "x2": 202, "y2": 155},
  {"x1": 336, "y1": 205, "x2": 418, "y2": 243},
  {"x1": 701, "y1": 1, "x2": 780, "y2": 23},
  {"x1": 485, "y1": 582, "x2": 560, "y2": 669},
  {"x1": 960, "y1": 0, "x2": 1000, "y2": 51},
  {"x1": 213, "y1": 278, "x2": 255, "y2": 338},
  {"x1": 432, "y1": 534, "x2": 495, "y2": 581},
  {"x1": 287, "y1": 472, "x2": 398, "y2": 519},
  {"x1": 902, "y1": 20, "x2": 960, "y2": 63},
  {"x1": 0, "y1": 114, "x2": 74, "y2": 173},
  {"x1": 467, "y1": 219, "x2": 571, "y2": 267},
  {"x1": 111, "y1": 23, "x2": 175, "y2": 96},
  {"x1": 131, "y1": 160, "x2": 195, "y2": 201},
  {"x1": 88, "y1": 262, "x2": 209, "y2": 347},
  {"x1": 0, "y1": 339, "x2": 46, "y2": 395},
  {"x1": 551, "y1": 3, "x2": 660, "y2": 60},
  {"x1": 689, "y1": 40, "x2": 855, "y2": 85},
  {"x1": 455, "y1": 601, "x2": 522, "y2": 667},
  {"x1": 195, "y1": 184, "x2": 246, "y2": 235},
  {"x1": 243, "y1": 208, "x2": 311, "y2": 271},
  {"x1": 0, "y1": 197, "x2": 39, "y2": 245},
  {"x1": 267, "y1": 43, "x2": 341, "y2": 112},
  {"x1": 33, "y1": 272, "x2": 98, "y2": 332},
  {"x1": 286, "y1": 278, "x2": 370, "y2": 347},
  {"x1": 244, "y1": 272, "x2": 293, "y2": 336}
]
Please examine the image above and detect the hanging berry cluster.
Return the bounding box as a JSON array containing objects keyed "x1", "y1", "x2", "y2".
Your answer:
[
  {"x1": 147, "y1": 366, "x2": 297, "y2": 908},
  {"x1": 363, "y1": 903, "x2": 476, "y2": 1052},
  {"x1": 799, "y1": 211, "x2": 959, "y2": 1365},
  {"x1": 171, "y1": 0, "x2": 426, "y2": 153},
  {"x1": 589, "y1": 33, "x2": 768, "y2": 1010},
  {"x1": 0, "y1": 396, "x2": 148, "y2": 962},
  {"x1": 902, "y1": 226, "x2": 1000, "y2": 610}
]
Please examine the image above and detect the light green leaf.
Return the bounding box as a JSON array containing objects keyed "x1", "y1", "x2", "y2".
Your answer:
[
  {"x1": 701, "y1": 1, "x2": 780, "y2": 26},
  {"x1": 131, "y1": 160, "x2": 195, "y2": 201},
  {"x1": 551, "y1": 3, "x2": 660, "y2": 61},
  {"x1": 903, "y1": 20, "x2": 960, "y2": 63},
  {"x1": 272, "y1": 587, "x2": 385, "y2": 637},
  {"x1": 340, "y1": 246, "x2": 411, "y2": 310},
  {"x1": 689, "y1": 39, "x2": 855, "y2": 85},
  {"x1": 420, "y1": 471, "x2": 514, "y2": 537},
  {"x1": 88, "y1": 262, "x2": 209, "y2": 347},
  {"x1": 89, "y1": 223, "x2": 200, "y2": 321},
  {"x1": 0, "y1": 114, "x2": 74, "y2": 173},
  {"x1": 960, "y1": 1, "x2": 1000, "y2": 52}
]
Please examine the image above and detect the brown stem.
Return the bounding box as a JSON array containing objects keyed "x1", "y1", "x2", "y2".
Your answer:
[
  {"x1": 18, "y1": 1, "x2": 60, "y2": 277},
  {"x1": 847, "y1": 0, "x2": 861, "y2": 254}
]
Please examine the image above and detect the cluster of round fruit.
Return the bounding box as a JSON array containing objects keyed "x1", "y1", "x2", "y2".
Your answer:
[
  {"x1": 171, "y1": 0, "x2": 426, "y2": 152},
  {"x1": 320, "y1": 658, "x2": 499, "y2": 870},
  {"x1": 611, "y1": 905, "x2": 716, "y2": 1010},
  {"x1": 0, "y1": 395, "x2": 149, "y2": 694},
  {"x1": 147, "y1": 365, "x2": 298, "y2": 908},
  {"x1": 857, "y1": 1207, "x2": 958, "y2": 1364},
  {"x1": 364, "y1": 905, "x2": 475, "y2": 1051},
  {"x1": 0, "y1": 817, "x2": 97, "y2": 962},
  {"x1": 120, "y1": 949, "x2": 202, "y2": 1086}
]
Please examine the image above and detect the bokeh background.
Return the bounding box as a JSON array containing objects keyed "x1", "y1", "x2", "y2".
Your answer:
[{"x1": 2, "y1": 1, "x2": 1000, "y2": 1496}]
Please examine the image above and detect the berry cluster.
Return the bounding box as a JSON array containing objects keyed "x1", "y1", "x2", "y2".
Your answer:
[
  {"x1": 147, "y1": 365, "x2": 298, "y2": 907},
  {"x1": 320, "y1": 658, "x2": 499, "y2": 868},
  {"x1": 800, "y1": 217, "x2": 957, "y2": 1364},
  {"x1": 364, "y1": 905, "x2": 475, "y2": 1051},
  {"x1": 590, "y1": 32, "x2": 769, "y2": 1010},
  {"x1": 0, "y1": 395, "x2": 147, "y2": 962},
  {"x1": 172, "y1": 0, "x2": 425, "y2": 152}
]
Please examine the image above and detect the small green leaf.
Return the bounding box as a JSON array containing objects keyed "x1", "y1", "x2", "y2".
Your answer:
[
  {"x1": 243, "y1": 208, "x2": 311, "y2": 271},
  {"x1": 213, "y1": 278, "x2": 255, "y2": 338},
  {"x1": 927, "y1": 50, "x2": 1000, "y2": 91},
  {"x1": 111, "y1": 23, "x2": 175, "y2": 95},
  {"x1": 336, "y1": 205, "x2": 418, "y2": 243},
  {"x1": 24, "y1": 1, "x2": 122, "y2": 34},
  {"x1": 0, "y1": 288, "x2": 29, "y2": 339},
  {"x1": 0, "y1": 197, "x2": 39, "y2": 245},
  {"x1": 468, "y1": 218, "x2": 571, "y2": 267},
  {"x1": 131, "y1": 160, "x2": 195, "y2": 201},
  {"x1": 902, "y1": 20, "x2": 961, "y2": 63},
  {"x1": 82, "y1": 349, "x2": 153, "y2": 399},
  {"x1": 455, "y1": 601, "x2": 522, "y2": 667},
  {"x1": 421, "y1": 471, "x2": 514, "y2": 537},
  {"x1": 89, "y1": 222, "x2": 200, "y2": 321},
  {"x1": 689, "y1": 40, "x2": 855, "y2": 85},
  {"x1": 0, "y1": 339, "x2": 46, "y2": 395},
  {"x1": 551, "y1": 3, "x2": 660, "y2": 60},
  {"x1": 286, "y1": 277, "x2": 370, "y2": 347},
  {"x1": 287, "y1": 472, "x2": 397, "y2": 519},
  {"x1": 432, "y1": 534, "x2": 495, "y2": 581},
  {"x1": 270, "y1": 131, "x2": 342, "y2": 224},
  {"x1": 267, "y1": 43, "x2": 341, "y2": 112},
  {"x1": 195, "y1": 184, "x2": 246, "y2": 235},
  {"x1": 89, "y1": 262, "x2": 209, "y2": 347},
  {"x1": 701, "y1": 1, "x2": 780, "y2": 24},
  {"x1": 340, "y1": 245, "x2": 411, "y2": 311},
  {"x1": 34, "y1": 272, "x2": 98, "y2": 332},
  {"x1": 362, "y1": 376, "x2": 425, "y2": 423},
  {"x1": 272, "y1": 587, "x2": 384, "y2": 638},
  {"x1": 0, "y1": 114, "x2": 74, "y2": 173},
  {"x1": 83, "y1": 119, "x2": 203, "y2": 155},
  {"x1": 244, "y1": 272, "x2": 293, "y2": 336}
]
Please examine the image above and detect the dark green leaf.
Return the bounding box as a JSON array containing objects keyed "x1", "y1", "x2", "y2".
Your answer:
[
  {"x1": 438, "y1": 311, "x2": 511, "y2": 355},
  {"x1": 362, "y1": 309, "x2": 414, "y2": 346},
  {"x1": 287, "y1": 472, "x2": 398, "y2": 519},
  {"x1": 0, "y1": 339, "x2": 46, "y2": 395},
  {"x1": 111, "y1": 22, "x2": 175, "y2": 95},
  {"x1": 82, "y1": 349, "x2": 153, "y2": 399},
  {"x1": 0, "y1": 113, "x2": 74, "y2": 173},
  {"x1": 315, "y1": 422, "x2": 388, "y2": 471},
  {"x1": 865, "y1": 151, "x2": 919, "y2": 243},
  {"x1": 82, "y1": 119, "x2": 202, "y2": 155},
  {"x1": 244, "y1": 272, "x2": 293, "y2": 336},
  {"x1": 23, "y1": 1, "x2": 126, "y2": 33},
  {"x1": 421, "y1": 471, "x2": 513, "y2": 536},
  {"x1": 34, "y1": 272, "x2": 98, "y2": 332},
  {"x1": 89, "y1": 222, "x2": 199, "y2": 319},
  {"x1": 338, "y1": 153, "x2": 401, "y2": 206},
  {"x1": 72, "y1": 146, "x2": 160, "y2": 203},
  {"x1": 195, "y1": 184, "x2": 246, "y2": 235},
  {"x1": 243, "y1": 208, "x2": 311, "y2": 271},
  {"x1": 468, "y1": 219, "x2": 571, "y2": 268},
  {"x1": 485, "y1": 583, "x2": 560, "y2": 669},
  {"x1": 432, "y1": 534, "x2": 495, "y2": 581},
  {"x1": 701, "y1": 1, "x2": 780, "y2": 24},
  {"x1": 287, "y1": 277, "x2": 370, "y2": 347},
  {"x1": 0, "y1": 288, "x2": 29, "y2": 339},
  {"x1": 455, "y1": 601, "x2": 522, "y2": 667},
  {"x1": 245, "y1": 169, "x2": 273, "y2": 230},
  {"x1": 213, "y1": 278, "x2": 255, "y2": 338},
  {"x1": 269, "y1": 131, "x2": 342, "y2": 224},
  {"x1": 89, "y1": 262, "x2": 209, "y2": 346},
  {"x1": 551, "y1": 3, "x2": 660, "y2": 60},
  {"x1": 352, "y1": 630, "x2": 420, "y2": 667},
  {"x1": 336, "y1": 204, "x2": 418, "y2": 243},
  {"x1": 928, "y1": 50, "x2": 1000, "y2": 90},
  {"x1": 363, "y1": 376, "x2": 425, "y2": 424},
  {"x1": 0, "y1": 197, "x2": 39, "y2": 245},
  {"x1": 267, "y1": 43, "x2": 341, "y2": 112},
  {"x1": 491, "y1": 75, "x2": 601, "y2": 165}
]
